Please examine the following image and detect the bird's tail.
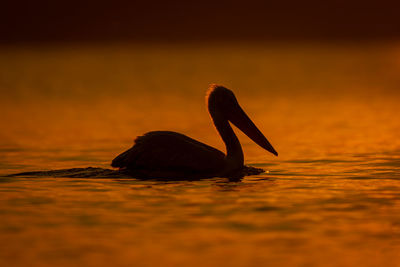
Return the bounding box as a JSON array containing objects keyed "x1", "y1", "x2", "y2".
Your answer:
[{"x1": 111, "y1": 149, "x2": 130, "y2": 168}]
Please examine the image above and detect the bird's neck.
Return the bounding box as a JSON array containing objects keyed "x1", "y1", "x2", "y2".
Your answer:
[{"x1": 213, "y1": 118, "x2": 244, "y2": 170}]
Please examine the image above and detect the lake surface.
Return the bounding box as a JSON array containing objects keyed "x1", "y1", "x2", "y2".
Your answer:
[{"x1": 0, "y1": 43, "x2": 400, "y2": 266}]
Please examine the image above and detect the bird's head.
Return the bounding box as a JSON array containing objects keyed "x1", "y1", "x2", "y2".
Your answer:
[{"x1": 206, "y1": 84, "x2": 278, "y2": 156}]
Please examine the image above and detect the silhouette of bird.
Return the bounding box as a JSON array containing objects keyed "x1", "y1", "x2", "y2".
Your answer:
[{"x1": 112, "y1": 84, "x2": 277, "y2": 179}]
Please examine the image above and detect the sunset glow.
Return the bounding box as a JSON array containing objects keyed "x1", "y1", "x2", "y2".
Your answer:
[{"x1": 1, "y1": 2, "x2": 400, "y2": 266}]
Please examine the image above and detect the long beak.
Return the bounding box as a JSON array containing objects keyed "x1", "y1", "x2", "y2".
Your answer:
[{"x1": 228, "y1": 103, "x2": 278, "y2": 156}]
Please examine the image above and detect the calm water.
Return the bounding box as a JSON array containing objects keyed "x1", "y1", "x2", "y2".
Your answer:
[{"x1": 1, "y1": 43, "x2": 400, "y2": 266}]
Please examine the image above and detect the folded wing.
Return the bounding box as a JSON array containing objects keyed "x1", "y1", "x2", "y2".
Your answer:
[{"x1": 112, "y1": 131, "x2": 226, "y2": 174}]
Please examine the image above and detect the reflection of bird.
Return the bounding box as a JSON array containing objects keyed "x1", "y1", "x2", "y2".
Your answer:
[{"x1": 112, "y1": 84, "x2": 277, "y2": 179}]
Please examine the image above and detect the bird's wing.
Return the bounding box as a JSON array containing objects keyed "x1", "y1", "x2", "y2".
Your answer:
[{"x1": 112, "y1": 131, "x2": 226, "y2": 173}]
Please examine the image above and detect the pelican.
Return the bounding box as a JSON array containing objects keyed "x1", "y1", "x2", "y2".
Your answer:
[{"x1": 111, "y1": 84, "x2": 278, "y2": 179}]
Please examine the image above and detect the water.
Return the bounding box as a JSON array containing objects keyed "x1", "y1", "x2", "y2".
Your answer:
[{"x1": 1, "y1": 43, "x2": 400, "y2": 266}]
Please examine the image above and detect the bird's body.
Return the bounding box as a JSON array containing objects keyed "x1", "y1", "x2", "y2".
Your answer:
[
  {"x1": 112, "y1": 131, "x2": 226, "y2": 178},
  {"x1": 112, "y1": 85, "x2": 277, "y2": 179}
]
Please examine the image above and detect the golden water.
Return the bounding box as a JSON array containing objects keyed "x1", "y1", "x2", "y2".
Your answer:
[{"x1": 0, "y1": 43, "x2": 400, "y2": 266}]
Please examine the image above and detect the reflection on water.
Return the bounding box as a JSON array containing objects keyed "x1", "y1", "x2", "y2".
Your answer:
[{"x1": 0, "y1": 44, "x2": 400, "y2": 266}]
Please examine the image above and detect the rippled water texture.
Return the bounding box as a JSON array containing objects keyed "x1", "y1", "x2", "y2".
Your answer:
[{"x1": 1, "y1": 43, "x2": 400, "y2": 266}]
